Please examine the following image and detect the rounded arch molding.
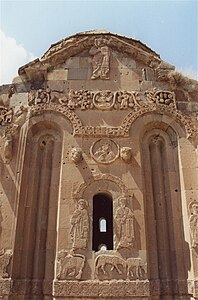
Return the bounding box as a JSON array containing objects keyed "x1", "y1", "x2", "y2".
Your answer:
[
  {"x1": 73, "y1": 173, "x2": 129, "y2": 201},
  {"x1": 28, "y1": 104, "x2": 83, "y2": 135},
  {"x1": 4, "y1": 102, "x2": 197, "y2": 140},
  {"x1": 120, "y1": 106, "x2": 197, "y2": 139}
]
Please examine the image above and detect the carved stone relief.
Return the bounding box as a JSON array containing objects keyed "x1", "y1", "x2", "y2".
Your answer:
[
  {"x1": 3, "y1": 134, "x2": 13, "y2": 163},
  {"x1": 0, "y1": 89, "x2": 197, "y2": 142},
  {"x1": 93, "y1": 91, "x2": 115, "y2": 110},
  {"x1": 90, "y1": 139, "x2": 119, "y2": 164},
  {"x1": 56, "y1": 250, "x2": 85, "y2": 280},
  {"x1": 73, "y1": 173, "x2": 128, "y2": 201},
  {"x1": 0, "y1": 107, "x2": 13, "y2": 126},
  {"x1": 94, "y1": 253, "x2": 126, "y2": 278},
  {"x1": 115, "y1": 195, "x2": 134, "y2": 250},
  {"x1": 89, "y1": 38, "x2": 110, "y2": 80},
  {"x1": 145, "y1": 90, "x2": 176, "y2": 107},
  {"x1": 126, "y1": 257, "x2": 146, "y2": 279},
  {"x1": 70, "y1": 199, "x2": 89, "y2": 250},
  {"x1": 94, "y1": 253, "x2": 146, "y2": 280},
  {"x1": 189, "y1": 201, "x2": 198, "y2": 248},
  {"x1": 27, "y1": 89, "x2": 176, "y2": 111},
  {"x1": 70, "y1": 147, "x2": 83, "y2": 164},
  {"x1": 0, "y1": 249, "x2": 12, "y2": 278},
  {"x1": 120, "y1": 147, "x2": 132, "y2": 163}
]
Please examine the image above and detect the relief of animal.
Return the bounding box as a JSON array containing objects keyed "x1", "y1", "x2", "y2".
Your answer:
[
  {"x1": 95, "y1": 254, "x2": 126, "y2": 276},
  {"x1": 56, "y1": 250, "x2": 85, "y2": 280},
  {"x1": 126, "y1": 257, "x2": 146, "y2": 279}
]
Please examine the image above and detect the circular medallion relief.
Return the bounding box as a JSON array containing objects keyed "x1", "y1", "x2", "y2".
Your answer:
[
  {"x1": 90, "y1": 139, "x2": 119, "y2": 164},
  {"x1": 93, "y1": 91, "x2": 115, "y2": 110}
]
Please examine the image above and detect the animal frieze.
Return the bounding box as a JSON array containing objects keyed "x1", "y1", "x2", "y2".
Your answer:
[
  {"x1": 94, "y1": 253, "x2": 126, "y2": 279},
  {"x1": 94, "y1": 253, "x2": 147, "y2": 280},
  {"x1": 56, "y1": 250, "x2": 85, "y2": 280}
]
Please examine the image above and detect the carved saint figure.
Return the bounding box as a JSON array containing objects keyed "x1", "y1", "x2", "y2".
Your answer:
[
  {"x1": 70, "y1": 199, "x2": 89, "y2": 250},
  {"x1": 115, "y1": 196, "x2": 134, "y2": 250},
  {"x1": 0, "y1": 249, "x2": 12, "y2": 278},
  {"x1": 4, "y1": 135, "x2": 12, "y2": 162},
  {"x1": 94, "y1": 143, "x2": 114, "y2": 163},
  {"x1": 70, "y1": 147, "x2": 82, "y2": 163},
  {"x1": 189, "y1": 201, "x2": 198, "y2": 248},
  {"x1": 89, "y1": 38, "x2": 110, "y2": 80}
]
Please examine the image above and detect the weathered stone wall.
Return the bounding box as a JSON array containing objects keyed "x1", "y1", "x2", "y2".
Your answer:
[{"x1": 0, "y1": 31, "x2": 197, "y2": 299}]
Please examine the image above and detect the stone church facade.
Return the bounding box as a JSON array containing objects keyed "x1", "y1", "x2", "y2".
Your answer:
[{"x1": 0, "y1": 30, "x2": 197, "y2": 299}]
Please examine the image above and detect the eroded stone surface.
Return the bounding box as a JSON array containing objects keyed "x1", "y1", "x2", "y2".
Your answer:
[{"x1": 0, "y1": 30, "x2": 197, "y2": 299}]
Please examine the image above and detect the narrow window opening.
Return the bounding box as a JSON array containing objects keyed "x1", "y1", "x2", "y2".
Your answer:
[
  {"x1": 92, "y1": 193, "x2": 113, "y2": 251},
  {"x1": 99, "y1": 218, "x2": 107, "y2": 232}
]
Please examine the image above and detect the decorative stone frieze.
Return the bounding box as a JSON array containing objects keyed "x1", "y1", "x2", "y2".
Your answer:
[
  {"x1": 53, "y1": 279, "x2": 151, "y2": 298},
  {"x1": 0, "y1": 107, "x2": 13, "y2": 126},
  {"x1": 73, "y1": 173, "x2": 129, "y2": 200},
  {"x1": 27, "y1": 88, "x2": 176, "y2": 111}
]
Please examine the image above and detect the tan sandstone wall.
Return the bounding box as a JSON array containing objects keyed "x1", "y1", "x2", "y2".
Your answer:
[{"x1": 0, "y1": 31, "x2": 197, "y2": 300}]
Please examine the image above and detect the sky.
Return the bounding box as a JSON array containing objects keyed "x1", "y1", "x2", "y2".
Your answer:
[{"x1": 0, "y1": 0, "x2": 198, "y2": 85}]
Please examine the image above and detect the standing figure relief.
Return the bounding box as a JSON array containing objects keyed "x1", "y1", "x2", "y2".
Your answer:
[
  {"x1": 0, "y1": 249, "x2": 13, "y2": 278},
  {"x1": 189, "y1": 201, "x2": 198, "y2": 248},
  {"x1": 70, "y1": 199, "x2": 89, "y2": 250},
  {"x1": 115, "y1": 196, "x2": 134, "y2": 250},
  {"x1": 89, "y1": 38, "x2": 110, "y2": 80}
]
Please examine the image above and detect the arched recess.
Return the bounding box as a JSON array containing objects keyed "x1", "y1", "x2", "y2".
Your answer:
[
  {"x1": 11, "y1": 119, "x2": 63, "y2": 300},
  {"x1": 141, "y1": 125, "x2": 189, "y2": 298}
]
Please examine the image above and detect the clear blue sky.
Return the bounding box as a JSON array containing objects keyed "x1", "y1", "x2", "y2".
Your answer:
[{"x1": 0, "y1": 1, "x2": 198, "y2": 83}]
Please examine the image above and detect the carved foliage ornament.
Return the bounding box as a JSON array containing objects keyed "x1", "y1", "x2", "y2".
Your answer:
[
  {"x1": 0, "y1": 107, "x2": 13, "y2": 126},
  {"x1": 1, "y1": 88, "x2": 196, "y2": 140},
  {"x1": 27, "y1": 88, "x2": 176, "y2": 111}
]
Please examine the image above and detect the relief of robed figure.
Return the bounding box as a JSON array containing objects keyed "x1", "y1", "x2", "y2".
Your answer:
[
  {"x1": 115, "y1": 196, "x2": 134, "y2": 250},
  {"x1": 70, "y1": 199, "x2": 89, "y2": 250}
]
